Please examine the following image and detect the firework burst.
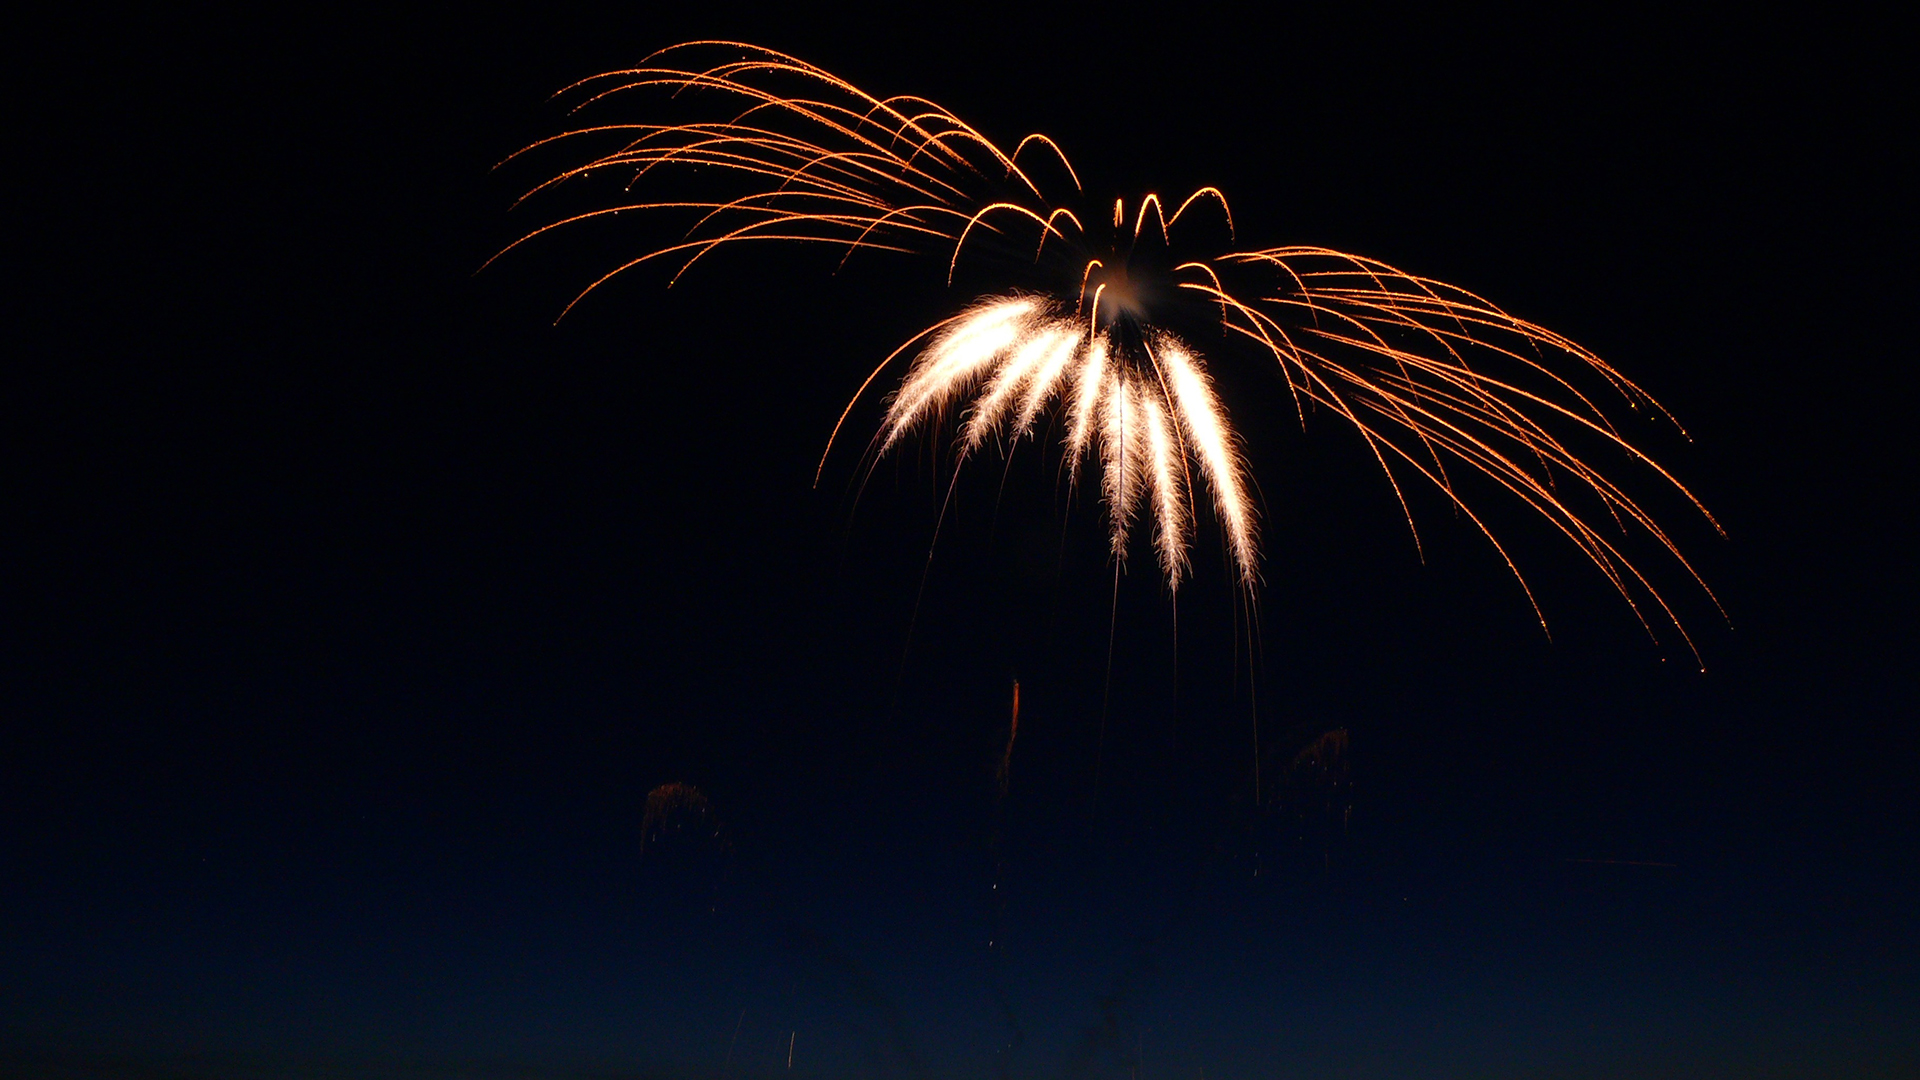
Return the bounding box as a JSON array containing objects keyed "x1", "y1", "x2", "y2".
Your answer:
[{"x1": 491, "y1": 41, "x2": 1722, "y2": 661}]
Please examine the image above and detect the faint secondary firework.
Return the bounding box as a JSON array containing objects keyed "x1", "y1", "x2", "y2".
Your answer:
[
  {"x1": 640, "y1": 781, "x2": 720, "y2": 857},
  {"x1": 491, "y1": 41, "x2": 1722, "y2": 661}
]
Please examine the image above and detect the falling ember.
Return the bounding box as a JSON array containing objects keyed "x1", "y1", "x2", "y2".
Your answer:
[
  {"x1": 997, "y1": 678, "x2": 1020, "y2": 796},
  {"x1": 495, "y1": 41, "x2": 1723, "y2": 661}
]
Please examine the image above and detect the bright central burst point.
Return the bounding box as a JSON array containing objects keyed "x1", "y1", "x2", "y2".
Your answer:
[{"x1": 1087, "y1": 265, "x2": 1156, "y2": 325}]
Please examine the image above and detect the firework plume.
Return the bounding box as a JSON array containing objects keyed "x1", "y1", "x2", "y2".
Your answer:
[{"x1": 492, "y1": 41, "x2": 1722, "y2": 660}]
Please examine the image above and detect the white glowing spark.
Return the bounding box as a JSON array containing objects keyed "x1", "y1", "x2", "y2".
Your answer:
[
  {"x1": 1066, "y1": 337, "x2": 1108, "y2": 466},
  {"x1": 1100, "y1": 371, "x2": 1146, "y2": 560},
  {"x1": 964, "y1": 326, "x2": 1072, "y2": 452},
  {"x1": 1158, "y1": 341, "x2": 1257, "y2": 585},
  {"x1": 1140, "y1": 392, "x2": 1190, "y2": 587},
  {"x1": 1012, "y1": 331, "x2": 1083, "y2": 436},
  {"x1": 883, "y1": 297, "x2": 1036, "y2": 449}
]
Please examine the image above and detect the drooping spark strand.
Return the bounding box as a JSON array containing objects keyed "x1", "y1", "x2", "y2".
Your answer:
[
  {"x1": 1157, "y1": 340, "x2": 1257, "y2": 585},
  {"x1": 884, "y1": 297, "x2": 1037, "y2": 450},
  {"x1": 1140, "y1": 392, "x2": 1190, "y2": 587},
  {"x1": 1066, "y1": 338, "x2": 1108, "y2": 467},
  {"x1": 1012, "y1": 331, "x2": 1083, "y2": 436},
  {"x1": 1100, "y1": 372, "x2": 1146, "y2": 559},
  {"x1": 964, "y1": 327, "x2": 1075, "y2": 452}
]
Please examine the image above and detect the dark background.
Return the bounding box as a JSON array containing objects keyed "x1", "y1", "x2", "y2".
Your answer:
[{"x1": 6, "y1": 5, "x2": 1913, "y2": 1078}]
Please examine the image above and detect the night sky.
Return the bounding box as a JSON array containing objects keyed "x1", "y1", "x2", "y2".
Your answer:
[{"x1": 7, "y1": 7, "x2": 1913, "y2": 1078}]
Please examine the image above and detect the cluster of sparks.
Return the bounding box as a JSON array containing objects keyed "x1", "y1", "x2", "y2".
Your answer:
[
  {"x1": 879, "y1": 295, "x2": 1251, "y2": 593},
  {"x1": 494, "y1": 41, "x2": 1722, "y2": 660}
]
